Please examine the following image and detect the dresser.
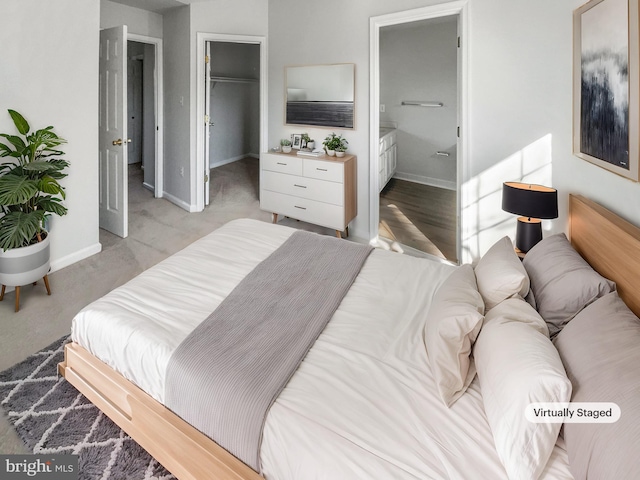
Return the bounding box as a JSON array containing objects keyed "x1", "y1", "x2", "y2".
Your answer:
[{"x1": 260, "y1": 151, "x2": 357, "y2": 238}]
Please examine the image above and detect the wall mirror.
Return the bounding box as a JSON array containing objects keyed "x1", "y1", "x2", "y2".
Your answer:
[{"x1": 285, "y1": 63, "x2": 355, "y2": 129}]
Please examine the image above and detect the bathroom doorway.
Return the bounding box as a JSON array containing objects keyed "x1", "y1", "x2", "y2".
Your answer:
[{"x1": 370, "y1": 3, "x2": 467, "y2": 264}]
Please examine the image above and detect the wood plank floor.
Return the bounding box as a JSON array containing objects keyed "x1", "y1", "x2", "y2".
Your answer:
[{"x1": 379, "y1": 179, "x2": 457, "y2": 263}]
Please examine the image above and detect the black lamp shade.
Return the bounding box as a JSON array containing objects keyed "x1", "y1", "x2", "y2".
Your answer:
[
  {"x1": 502, "y1": 182, "x2": 558, "y2": 219},
  {"x1": 502, "y1": 182, "x2": 558, "y2": 252}
]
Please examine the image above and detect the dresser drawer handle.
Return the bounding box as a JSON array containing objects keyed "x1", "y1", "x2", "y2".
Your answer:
[
  {"x1": 316, "y1": 168, "x2": 328, "y2": 171},
  {"x1": 277, "y1": 162, "x2": 288, "y2": 165},
  {"x1": 294, "y1": 205, "x2": 307, "y2": 210},
  {"x1": 294, "y1": 184, "x2": 307, "y2": 189}
]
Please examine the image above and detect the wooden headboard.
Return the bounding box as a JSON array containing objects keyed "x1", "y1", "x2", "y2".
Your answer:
[{"x1": 570, "y1": 194, "x2": 640, "y2": 317}]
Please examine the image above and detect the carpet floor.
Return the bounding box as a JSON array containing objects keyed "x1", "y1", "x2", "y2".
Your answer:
[{"x1": 0, "y1": 337, "x2": 175, "y2": 480}]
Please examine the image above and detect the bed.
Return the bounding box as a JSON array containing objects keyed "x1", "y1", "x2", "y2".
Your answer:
[{"x1": 58, "y1": 194, "x2": 640, "y2": 480}]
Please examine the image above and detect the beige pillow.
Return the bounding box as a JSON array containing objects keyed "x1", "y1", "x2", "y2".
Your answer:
[
  {"x1": 474, "y1": 297, "x2": 572, "y2": 480},
  {"x1": 425, "y1": 264, "x2": 484, "y2": 407},
  {"x1": 474, "y1": 236, "x2": 530, "y2": 311}
]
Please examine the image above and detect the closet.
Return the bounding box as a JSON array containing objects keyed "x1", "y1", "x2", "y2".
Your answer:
[{"x1": 206, "y1": 42, "x2": 260, "y2": 170}]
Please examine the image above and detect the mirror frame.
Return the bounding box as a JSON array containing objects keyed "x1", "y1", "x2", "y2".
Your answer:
[{"x1": 285, "y1": 63, "x2": 355, "y2": 129}]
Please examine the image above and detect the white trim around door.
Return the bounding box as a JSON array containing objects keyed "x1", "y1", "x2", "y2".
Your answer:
[
  {"x1": 369, "y1": 1, "x2": 468, "y2": 263},
  {"x1": 195, "y1": 32, "x2": 268, "y2": 212},
  {"x1": 127, "y1": 33, "x2": 164, "y2": 199}
]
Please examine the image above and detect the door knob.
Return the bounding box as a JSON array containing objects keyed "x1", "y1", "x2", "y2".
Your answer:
[{"x1": 112, "y1": 138, "x2": 132, "y2": 146}]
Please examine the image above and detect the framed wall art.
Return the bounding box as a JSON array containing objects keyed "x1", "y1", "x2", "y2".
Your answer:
[{"x1": 573, "y1": 0, "x2": 640, "y2": 181}]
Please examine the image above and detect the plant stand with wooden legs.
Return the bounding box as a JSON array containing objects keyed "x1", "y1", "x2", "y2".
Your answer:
[{"x1": 0, "y1": 274, "x2": 51, "y2": 312}]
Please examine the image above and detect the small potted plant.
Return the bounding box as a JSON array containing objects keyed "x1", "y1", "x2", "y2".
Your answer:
[
  {"x1": 335, "y1": 136, "x2": 349, "y2": 157},
  {"x1": 280, "y1": 138, "x2": 292, "y2": 153},
  {"x1": 302, "y1": 133, "x2": 315, "y2": 150},
  {"x1": 0, "y1": 109, "x2": 69, "y2": 309},
  {"x1": 323, "y1": 132, "x2": 340, "y2": 156}
]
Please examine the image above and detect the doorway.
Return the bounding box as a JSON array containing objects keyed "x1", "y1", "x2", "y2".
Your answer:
[
  {"x1": 127, "y1": 40, "x2": 157, "y2": 193},
  {"x1": 195, "y1": 33, "x2": 268, "y2": 212},
  {"x1": 98, "y1": 27, "x2": 163, "y2": 239},
  {"x1": 370, "y1": 2, "x2": 468, "y2": 264},
  {"x1": 204, "y1": 41, "x2": 260, "y2": 207}
]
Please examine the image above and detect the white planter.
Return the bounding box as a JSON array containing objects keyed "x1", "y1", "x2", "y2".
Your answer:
[
  {"x1": 326, "y1": 149, "x2": 335, "y2": 157},
  {"x1": 336, "y1": 151, "x2": 345, "y2": 158},
  {"x1": 307, "y1": 141, "x2": 315, "y2": 150},
  {"x1": 282, "y1": 146, "x2": 292, "y2": 153},
  {"x1": 0, "y1": 234, "x2": 50, "y2": 287}
]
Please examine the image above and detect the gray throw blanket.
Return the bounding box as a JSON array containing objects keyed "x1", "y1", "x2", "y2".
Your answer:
[{"x1": 165, "y1": 230, "x2": 373, "y2": 472}]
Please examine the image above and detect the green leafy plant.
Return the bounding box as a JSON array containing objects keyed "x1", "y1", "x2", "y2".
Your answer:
[
  {"x1": 323, "y1": 132, "x2": 348, "y2": 151},
  {"x1": 0, "y1": 110, "x2": 69, "y2": 251},
  {"x1": 301, "y1": 133, "x2": 314, "y2": 144},
  {"x1": 280, "y1": 138, "x2": 292, "y2": 146}
]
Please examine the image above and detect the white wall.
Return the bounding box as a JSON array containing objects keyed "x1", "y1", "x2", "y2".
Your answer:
[
  {"x1": 159, "y1": 0, "x2": 268, "y2": 208},
  {"x1": 380, "y1": 17, "x2": 458, "y2": 188},
  {"x1": 0, "y1": 0, "x2": 101, "y2": 271},
  {"x1": 162, "y1": 6, "x2": 192, "y2": 209},
  {"x1": 100, "y1": 0, "x2": 163, "y2": 38},
  {"x1": 270, "y1": 0, "x2": 640, "y2": 260},
  {"x1": 188, "y1": 0, "x2": 268, "y2": 206},
  {"x1": 268, "y1": 0, "x2": 454, "y2": 241}
]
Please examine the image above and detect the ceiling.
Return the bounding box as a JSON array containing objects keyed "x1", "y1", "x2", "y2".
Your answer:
[{"x1": 106, "y1": 0, "x2": 208, "y2": 14}]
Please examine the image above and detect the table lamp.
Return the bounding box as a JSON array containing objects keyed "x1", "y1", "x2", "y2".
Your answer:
[{"x1": 502, "y1": 182, "x2": 558, "y2": 253}]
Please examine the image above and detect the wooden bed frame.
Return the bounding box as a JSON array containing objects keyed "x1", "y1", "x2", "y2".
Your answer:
[
  {"x1": 569, "y1": 195, "x2": 640, "y2": 318},
  {"x1": 58, "y1": 194, "x2": 640, "y2": 480}
]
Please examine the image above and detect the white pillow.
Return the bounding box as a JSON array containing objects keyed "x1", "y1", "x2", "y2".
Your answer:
[
  {"x1": 474, "y1": 236, "x2": 530, "y2": 311},
  {"x1": 474, "y1": 297, "x2": 572, "y2": 480},
  {"x1": 425, "y1": 264, "x2": 484, "y2": 407}
]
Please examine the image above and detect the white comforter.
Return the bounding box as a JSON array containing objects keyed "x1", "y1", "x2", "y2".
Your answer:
[{"x1": 72, "y1": 219, "x2": 573, "y2": 479}]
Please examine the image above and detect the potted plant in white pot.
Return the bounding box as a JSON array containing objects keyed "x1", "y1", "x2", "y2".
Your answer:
[
  {"x1": 0, "y1": 109, "x2": 69, "y2": 311},
  {"x1": 335, "y1": 136, "x2": 349, "y2": 158},
  {"x1": 302, "y1": 133, "x2": 315, "y2": 150},
  {"x1": 323, "y1": 132, "x2": 347, "y2": 157},
  {"x1": 280, "y1": 138, "x2": 292, "y2": 153},
  {"x1": 323, "y1": 132, "x2": 340, "y2": 156}
]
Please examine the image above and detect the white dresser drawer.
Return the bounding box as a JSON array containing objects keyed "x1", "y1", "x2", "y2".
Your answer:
[
  {"x1": 303, "y1": 158, "x2": 344, "y2": 183},
  {"x1": 262, "y1": 171, "x2": 343, "y2": 206},
  {"x1": 261, "y1": 190, "x2": 344, "y2": 230},
  {"x1": 262, "y1": 153, "x2": 303, "y2": 176}
]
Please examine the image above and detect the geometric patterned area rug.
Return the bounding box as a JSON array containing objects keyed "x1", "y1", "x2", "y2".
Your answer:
[{"x1": 0, "y1": 336, "x2": 176, "y2": 480}]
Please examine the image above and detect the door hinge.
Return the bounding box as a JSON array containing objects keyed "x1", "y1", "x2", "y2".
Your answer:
[
  {"x1": 457, "y1": 36, "x2": 460, "y2": 48},
  {"x1": 204, "y1": 114, "x2": 209, "y2": 124},
  {"x1": 457, "y1": 126, "x2": 460, "y2": 138},
  {"x1": 204, "y1": 174, "x2": 209, "y2": 183},
  {"x1": 205, "y1": 55, "x2": 210, "y2": 64}
]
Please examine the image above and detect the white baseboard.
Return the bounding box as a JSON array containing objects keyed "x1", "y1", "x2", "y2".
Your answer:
[
  {"x1": 210, "y1": 153, "x2": 258, "y2": 169},
  {"x1": 162, "y1": 191, "x2": 196, "y2": 212},
  {"x1": 142, "y1": 182, "x2": 155, "y2": 193},
  {"x1": 50, "y1": 242, "x2": 102, "y2": 274},
  {"x1": 392, "y1": 172, "x2": 456, "y2": 191}
]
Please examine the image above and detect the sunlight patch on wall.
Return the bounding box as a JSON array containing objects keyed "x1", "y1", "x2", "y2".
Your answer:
[{"x1": 461, "y1": 134, "x2": 553, "y2": 263}]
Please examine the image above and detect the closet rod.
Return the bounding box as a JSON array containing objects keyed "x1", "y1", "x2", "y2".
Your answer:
[
  {"x1": 210, "y1": 76, "x2": 259, "y2": 84},
  {"x1": 401, "y1": 101, "x2": 443, "y2": 107}
]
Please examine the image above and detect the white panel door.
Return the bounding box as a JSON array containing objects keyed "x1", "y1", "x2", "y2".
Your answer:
[
  {"x1": 204, "y1": 42, "x2": 212, "y2": 206},
  {"x1": 99, "y1": 25, "x2": 128, "y2": 238}
]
